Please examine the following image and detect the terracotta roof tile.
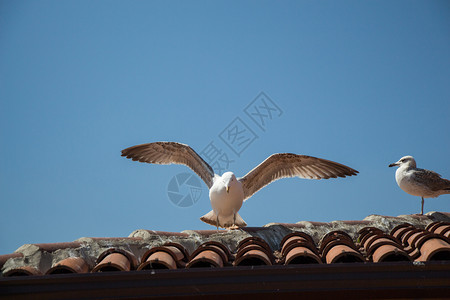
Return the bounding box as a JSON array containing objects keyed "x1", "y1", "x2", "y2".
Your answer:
[
  {"x1": 138, "y1": 242, "x2": 189, "y2": 270},
  {"x1": 32, "y1": 242, "x2": 83, "y2": 252},
  {"x1": 428, "y1": 222, "x2": 450, "y2": 237},
  {"x1": 416, "y1": 236, "x2": 450, "y2": 261},
  {"x1": 187, "y1": 250, "x2": 224, "y2": 268},
  {"x1": 2, "y1": 211, "x2": 450, "y2": 277},
  {"x1": 235, "y1": 237, "x2": 274, "y2": 266},
  {"x1": 46, "y1": 257, "x2": 90, "y2": 274},
  {"x1": 3, "y1": 266, "x2": 42, "y2": 277},
  {"x1": 280, "y1": 232, "x2": 321, "y2": 264}
]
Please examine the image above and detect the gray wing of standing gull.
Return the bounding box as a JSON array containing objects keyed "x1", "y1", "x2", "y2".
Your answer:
[
  {"x1": 121, "y1": 142, "x2": 215, "y2": 188},
  {"x1": 238, "y1": 153, "x2": 358, "y2": 201},
  {"x1": 411, "y1": 168, "x2": 450, "y2": 191}
]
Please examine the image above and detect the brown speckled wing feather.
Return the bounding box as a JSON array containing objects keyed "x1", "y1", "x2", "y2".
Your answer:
[
  {"x1": 412, "y1": 168, "x2": 450, "y2": 191},
  {"x1": 238, "y1": 153, "x2": 358, "y2": 201},
  {"x1": 121, "y1": 142, "x2": 214, "y2": 188}
]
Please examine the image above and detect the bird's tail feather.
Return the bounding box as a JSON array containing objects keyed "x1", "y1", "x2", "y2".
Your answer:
[
  {"x1": 231, "y1": 212, "x2": 247, "y2": 228},
  {"x1": 200, "y1": 211, "x2": 247, "y2": 228},
  {"x1": 200, "y1": 210, "x2": 219, "y2": 227}
]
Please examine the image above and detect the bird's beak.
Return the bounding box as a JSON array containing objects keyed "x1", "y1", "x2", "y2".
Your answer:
[
  {"x1": 226, "y1": 186, "x2": 230, "y2": 193},
  {"x1": 389, "y1": 162, "x2": 398, "y2": 167}
]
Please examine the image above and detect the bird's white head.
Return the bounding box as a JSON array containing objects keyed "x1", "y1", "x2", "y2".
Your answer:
[
  {"x1": 389, "y1": 155, "x2": 416, "y2": 168},
  {"x1": 222, "y1": 172, "x2": 237, "y2": 193}
]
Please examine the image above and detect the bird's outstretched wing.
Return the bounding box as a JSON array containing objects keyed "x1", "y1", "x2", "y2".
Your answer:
[
  {"x1": 238, "y1": 153, "x2": 358, "y2": 201},
  {"x1": 121, "y1": 142, "x2": 215, "y2": 188}
]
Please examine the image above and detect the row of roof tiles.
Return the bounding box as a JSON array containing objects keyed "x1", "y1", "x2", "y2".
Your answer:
[{"x1": 1, "y1": 212, "x2": 450, "y2": 277}]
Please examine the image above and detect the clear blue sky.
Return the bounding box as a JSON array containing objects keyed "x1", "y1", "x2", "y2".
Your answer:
[{"x1": 1, "y1": 1, "x2": 449, "y2": 255}]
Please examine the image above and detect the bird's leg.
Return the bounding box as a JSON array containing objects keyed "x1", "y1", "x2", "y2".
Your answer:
[
  {"x1": 421, "y1": 197, "x2": 424, "y2": 215},
  {"x1": 228, "y1": 214, "x2": 239, "y2": 230},
  {"x1": 216, "y1": 215, "x2": 219, "y2": 232}
]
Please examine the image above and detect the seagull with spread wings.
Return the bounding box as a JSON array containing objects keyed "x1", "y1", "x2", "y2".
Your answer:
[{"x1": 122, "y1": 142, "x2": 358, "y2": 229}]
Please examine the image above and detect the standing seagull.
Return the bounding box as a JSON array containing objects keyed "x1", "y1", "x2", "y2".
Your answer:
[
  {"x1": 389, "y1": 156, "x2": 450, "y2": 215},
  {"x1": 122, "y1": 142, "x2": 358, "y2": 229}
]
